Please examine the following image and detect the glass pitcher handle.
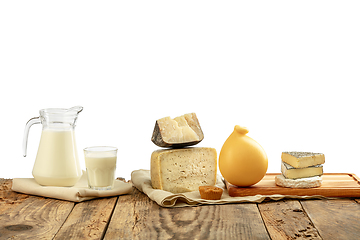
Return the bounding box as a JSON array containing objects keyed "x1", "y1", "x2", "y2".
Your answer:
[{"x1": 23, "y1": 117, "x2": 41, "y2": 157}]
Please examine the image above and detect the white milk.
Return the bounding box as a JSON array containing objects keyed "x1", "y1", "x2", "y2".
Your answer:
[
  {"x1": 32, "y1": 130, "x2": 82, "y2": 186},
  {"x1": 85, "y1": 153, "x2": 117, "y2": 189}
]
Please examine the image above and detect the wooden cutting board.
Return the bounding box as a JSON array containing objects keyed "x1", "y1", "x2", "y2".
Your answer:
[{"x1": 225, "y1": 173, "x2": 360, "y2": 198}]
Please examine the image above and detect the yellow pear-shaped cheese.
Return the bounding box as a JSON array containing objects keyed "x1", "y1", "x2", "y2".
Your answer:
[{"x1": 219, "y1": 125, "x2": 268, "y2": 187}]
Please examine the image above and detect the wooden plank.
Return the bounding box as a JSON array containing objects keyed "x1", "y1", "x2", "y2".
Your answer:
[
  {"x1": 226, "y1": 173, "x2": 360, "y2": 198},
  {"x1": 154, "y1": 203, "x2": 271, "y2": 240},
  {"x1": 103, "y1": 187, "x2": 138, "y2": 239},
  {"x1": 258, "y1": 199, "x2": 321, "y2": 239},
  {"x1": 0, "y1": 179, "x2": 30, "y2": 215},
  {"x1": 301, "y1": 199, "x2": 360, "y2": 239},
  {"x1": 0, "y1": 195, "x2": 74, "y2": 239},
  {"x1": 54, "y1": 196, "x2": 117, "y2": 240},
  {"x1": 105, "y1": 187, "x2": 270, "y2": 240}
]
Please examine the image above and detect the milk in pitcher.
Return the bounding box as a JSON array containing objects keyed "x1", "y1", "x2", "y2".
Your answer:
[
  {"x1": 32, "y1": 129, "x2": 82, "y2": 186},
  {"x1": 23, "y1": 106, "x2": 83, "y2": 187}
]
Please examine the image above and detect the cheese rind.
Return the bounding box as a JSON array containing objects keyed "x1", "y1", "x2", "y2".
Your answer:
[
  {"x1": 281, "y1": 161, "x2": 323, "y2": 179},
  {"x1": 151, "y1": 113, "x2": 204, "y2": 148},
  {"x1": 151, "y1": 147, "x2": 217, "y2": 193},
  {"x1": 275, "y1": 174, "x2": 322, "y2": 188},
  {"x1": 282, "y1": 152, "x2": 325, "y2": 168}
]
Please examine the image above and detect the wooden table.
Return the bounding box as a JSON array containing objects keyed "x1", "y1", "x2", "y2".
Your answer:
[{"x1": 1, "y1": 178, "x2": 360, "y2": 240}]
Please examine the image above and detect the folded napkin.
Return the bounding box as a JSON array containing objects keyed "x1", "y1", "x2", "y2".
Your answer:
[
  {"x1": 131, "y1": 169, "x2": 327, "y2": 208},
  {"x1": 12, "y1": 171, "x2": 132, "y2": 202}
]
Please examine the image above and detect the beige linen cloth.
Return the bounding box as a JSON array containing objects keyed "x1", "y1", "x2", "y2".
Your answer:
[
  {"x1": 131, "y1": 169, "x2": 327, "y2": 208},
  {"x1": 11, "y1": 171, "x2": 132, "y2": 202}
]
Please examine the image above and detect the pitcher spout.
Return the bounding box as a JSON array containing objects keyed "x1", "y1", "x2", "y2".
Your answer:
[{"x1": 67, "y1": 106, "x2": 83, "y2": 114}]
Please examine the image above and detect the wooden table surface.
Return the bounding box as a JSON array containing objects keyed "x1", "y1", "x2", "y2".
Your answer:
[{"x1": 1, "y1": 178, "x2": 360, "y2": 240}]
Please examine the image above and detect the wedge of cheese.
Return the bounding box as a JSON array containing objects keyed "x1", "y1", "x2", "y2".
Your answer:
[
  {"x1": 275, "y1": 174, "x2": 322, "y2": 188},
  {"x1": 281, "y1": 161, "x2": 323, "y2": 179},
  {"x1": 282, "y1": 152, "x2": 325, "y2": 168},
  {"x1": 151, "y1": 147, "x2": 217, "y2": 193},
  {"x1": 151, "y1": 113, "x2": 204, "y2": 148}
]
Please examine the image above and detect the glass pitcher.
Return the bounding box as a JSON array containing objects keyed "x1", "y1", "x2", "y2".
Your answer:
[{"x1": 23, "y1": 106, "x2": 83, "y2": 187}]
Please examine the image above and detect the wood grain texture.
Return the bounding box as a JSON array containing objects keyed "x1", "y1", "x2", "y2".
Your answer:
[
  {"x1": 54, "y1": 197, "x2": 117, "y2": 240},
  {"x1": 226, "y1": 173, "x2": 360, "y2": 198},
  {"x1": 301, "y1": 199, "x2": 360, "y2": 239},
  {"x1": 103, "y1": 188, "x2": 138, "y2": 239},
  {"x1": 0, "y1": 195, "x2": 74, "y2": 239},
  {"x1": 0, "y1": 179, "x2": 30, "y2": 215},
  {"x1": 2, "y1": 178, "x2": 360, "y2": 239},
  {"x1": 105, "y1": 187, "x2": 270, "y2": 240},
  {"x1": 258, "y1": 199, "x2": 321, "y2": 239}
]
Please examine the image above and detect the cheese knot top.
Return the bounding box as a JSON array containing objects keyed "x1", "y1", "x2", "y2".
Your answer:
[{"x1": 234, "y1": 125, "x2": 249, "y2": 135}]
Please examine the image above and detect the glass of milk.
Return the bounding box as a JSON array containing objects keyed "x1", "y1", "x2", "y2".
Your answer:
[{"x1": 84, "y1": 146, "x2": 118, "y2": 190}]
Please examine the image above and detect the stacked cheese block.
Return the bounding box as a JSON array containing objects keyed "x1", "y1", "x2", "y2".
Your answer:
[
  {"x1": 275, "y1": 152, "x2": 325, "y2": 188},
  {"x1": 150, "y1": 113, "x2": 217, "y2": 193}
]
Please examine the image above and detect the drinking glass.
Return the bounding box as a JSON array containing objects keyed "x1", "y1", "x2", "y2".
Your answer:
[{"x1": 84, "y1": 146, "x2": 118, "y2": 190}]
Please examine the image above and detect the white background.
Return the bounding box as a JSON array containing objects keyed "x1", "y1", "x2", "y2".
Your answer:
[{"x1": 1, "y1": 1, "x2": 359, "y2": 181}]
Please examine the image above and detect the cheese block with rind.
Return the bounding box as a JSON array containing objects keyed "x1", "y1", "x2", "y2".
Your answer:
[
  {"x1": 281, "y1": 161, "x2": 323, "y2": 179},
  {"x1": 282, "y1": 152, "x2": 325, "y2": 168},
  {"x1": 275, "y1": 174, "x2": 322, "y2": 188},
  {"x1": 151, "y1": 113, "x2": 204, "y2": 148},
  {"x1": 151, "y1": 147, "x2": 217, "y2": 193}
]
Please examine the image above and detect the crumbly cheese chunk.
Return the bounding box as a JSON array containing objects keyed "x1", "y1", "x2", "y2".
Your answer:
[
  {"x1": 281, "y1": 161, "x2": 323, "y2": 179},
  {"x1": 157, "y1": 113, "x2": 202, "y2": 143},
  {"x1": 282, "y1": 152, "x2": 325, "y2": 168},
  {"x1": 151, "y1": 147, "x2": 217, "y2": 193},
  {"x1": 275, "y1": 174, "x2": 322, "y2": 188}
]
